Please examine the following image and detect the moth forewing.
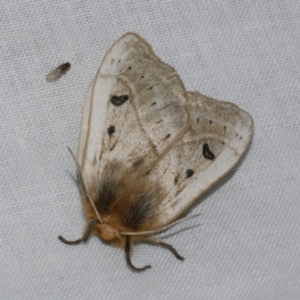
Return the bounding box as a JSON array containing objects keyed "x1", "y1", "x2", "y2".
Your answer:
[
  {"x1": 77, "y1": 76, "x2": 96, "y2": 167},
  {"x1": 59, "y1": 32, "x2": 254, "y2": 272}
]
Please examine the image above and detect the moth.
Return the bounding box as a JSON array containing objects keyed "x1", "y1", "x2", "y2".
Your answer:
[
  {"x1": 46, "y1": 62, "x2": 71, "y2": 82},
  {"x1": 58, "y1": 32, "x2": 253, "y2": 272}
]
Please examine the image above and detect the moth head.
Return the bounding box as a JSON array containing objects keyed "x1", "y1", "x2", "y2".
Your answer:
[{"x1": 98, "y1": 223, "x2": 122, "y2": 241}]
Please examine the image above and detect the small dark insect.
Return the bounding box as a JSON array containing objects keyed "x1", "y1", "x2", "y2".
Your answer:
[{"x1": 46, "y1": 62, "x2": 71, "y2": 82}]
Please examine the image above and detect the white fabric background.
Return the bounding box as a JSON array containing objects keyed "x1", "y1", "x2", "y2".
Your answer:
[{"x1": 1, "y1": 1, "x2": 300, "y2": 299}]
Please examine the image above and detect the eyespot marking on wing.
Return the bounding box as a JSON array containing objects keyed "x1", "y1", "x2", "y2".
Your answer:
[
  {"x1": 107, "y1": 125, "x2": 115, "y2": 137},
  {"x1": 203, "y1": 143, "x2": 215, "y2": 160},
  {"x1": 110, "y1": 95, "x2": 129, "y2": 106},
  {"x1": 186, "y1": 169, "x2": 194, "y2": 178}
]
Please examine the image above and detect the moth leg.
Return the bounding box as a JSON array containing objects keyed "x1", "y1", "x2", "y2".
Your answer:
[
  {"x1": 125, "y1": 236, "x2": 152, "y2": 272},
  {"x1": 58, "y1": 219, "x2": 99, "y2": 245},
  {"x1": 145, "y1": 238, "x2": 184, "y2": 261}
]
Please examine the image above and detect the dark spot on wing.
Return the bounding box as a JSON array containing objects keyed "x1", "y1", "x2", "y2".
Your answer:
[
  {"x1": 141, "y1": 75, "x2": 144, "y2": 78},
  {"x1": 156, "y1": 119, "x2": 163, "y2": 124},
  {"x1": 110, "y1": 95, "x2": 129, "y2": 106},
  {"x1": 151, "y1": 102, "x2": 157, "y2": 106},
  {"x1": 197, "y1": 117, "x2": 200, "y2": 124},
  {"x1": 174, "y1": 176, "x2": 179, "y2": 184},
  {"x1": 163, "y1": 133, "x2": 171, "y2": 140},
  {"x1": 128, "y1": 66, "x2": 132, "y2": 70},
  {"x1": 224, "y1": 125, "x2": 226, "y2": 130},
  {"x1": 209, "y1": 120, "x2": 212, "y2": 125},
  {"x1": 110, "y1": 144, "x2": 116, "y2": 151},
  {"x1": 203, "y1": 143, "x2": 215, "y2": 160},
  {"x1": 132, "y1": 158, "x2": 144, "y2": 168},
  {"x1": 186, "y1": 169, "x2": 194, "y2": 178},
  {"x1": 107, "y1": 125, "x2": 115, "y2": 137}
]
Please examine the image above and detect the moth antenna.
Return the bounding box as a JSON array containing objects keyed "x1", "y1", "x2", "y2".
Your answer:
[
  {"x1": 58, "y1": 219, "x2": 99, "y2": 245},
  {"x1": 145, "y1": 238, "x2": 184, "y2": 261},
  {"x1": 121, "y1": 214, "x2": 201, "y2": 236},
  {"x1": 125, "y1": 236, "x2": 152, "y2": 272},
  {"x1": 67, "y1": 146, "x2": 102, "y2": 223}
]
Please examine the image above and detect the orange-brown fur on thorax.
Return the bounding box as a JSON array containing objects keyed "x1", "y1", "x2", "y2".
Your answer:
[{"x1": 81, "y1": 162, "x2": 164, "y2": 248}]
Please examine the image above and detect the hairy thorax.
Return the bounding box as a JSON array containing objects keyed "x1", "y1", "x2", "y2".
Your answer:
[
  {"x1": 82, "y1": 162, "x2": 165, "y2": 247},
  {"x1": 97, "y1": 223, "x2": 124, "y2": 247}
]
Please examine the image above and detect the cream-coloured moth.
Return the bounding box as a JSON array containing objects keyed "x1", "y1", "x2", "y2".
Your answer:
[
  {"x1": 58, "y1": 32, "x2": 253, "y2": 272},
  {"x1": 46, "y1": 62, "x2": 71, "y2": 82}
]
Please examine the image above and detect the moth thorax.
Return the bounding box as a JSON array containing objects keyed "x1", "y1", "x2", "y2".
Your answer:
[{"x1": 98, "y1": 223, "x2": 121, "y2": 241}]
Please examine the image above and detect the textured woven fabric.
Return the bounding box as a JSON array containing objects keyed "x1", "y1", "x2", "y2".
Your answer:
[{"x1": 1, "y1": 1, "x2": 300, "y2": 299}]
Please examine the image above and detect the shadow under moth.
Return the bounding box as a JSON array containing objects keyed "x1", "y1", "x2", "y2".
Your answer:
[{"x1": 58, "y1": 32, "x2": 254, "y2": 272}]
